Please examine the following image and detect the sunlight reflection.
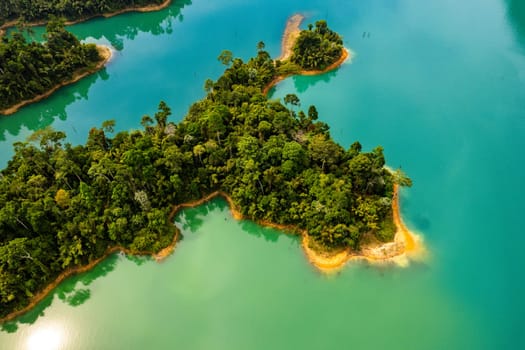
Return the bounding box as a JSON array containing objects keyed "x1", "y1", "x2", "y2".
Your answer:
[{"x1": 26, "y1": 324, "x2": 64, "y2": 350}]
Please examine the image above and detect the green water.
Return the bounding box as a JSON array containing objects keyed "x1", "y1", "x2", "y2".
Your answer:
[{"x1": 1, "y1": 0, "x2": 525, "y2": 349}]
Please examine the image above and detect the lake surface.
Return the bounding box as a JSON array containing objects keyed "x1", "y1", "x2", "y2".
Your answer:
[{"x1": 1, "y1": 0, "x2": 524, "y2": 349}]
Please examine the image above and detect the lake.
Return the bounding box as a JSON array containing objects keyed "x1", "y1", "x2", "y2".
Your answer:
[{"x1": 1, "y1": 0, "x2": 524, "y2": 349}]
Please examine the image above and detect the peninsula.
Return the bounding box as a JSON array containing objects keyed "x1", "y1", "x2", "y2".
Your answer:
[
  {"x1": 263, "y1": 14, "x2": 350, "y2": 94},
  {"x1": 0, "y1": 19, "x2": 112, "y2": 115},
  {"x1": 0, "y1": 17, "x2": 422, "y2": 323}
]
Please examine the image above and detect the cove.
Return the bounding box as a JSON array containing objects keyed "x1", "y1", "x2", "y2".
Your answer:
[
  {"x1": 0, "y1": 199, "x2": 482, "y2": 349},
  {"x1": 1, "y1": 0, "x2": 525, "y2": 349}
]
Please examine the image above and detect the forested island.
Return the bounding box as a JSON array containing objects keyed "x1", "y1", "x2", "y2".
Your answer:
[
  {"x1": 0, "y1": 19, "x2": 111, "y2": 115},
  {"x1": 0, "y1": 19, "x2": 414, "y2": 321},
  {"x1": 0, "y1": 0, "x2": 170, "y2": 28}
]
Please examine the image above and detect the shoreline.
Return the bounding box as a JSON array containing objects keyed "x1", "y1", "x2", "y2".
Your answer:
[
  {"x1": 0, "y1": 185, "x2": 423, "y2": 323},
  {"x1": 0, "y1": 229, "x2": 180, "y2": 324},
  {"x1": 0, "y1": 0, "x2": 172, "y2": 36},
  {"x1": 0, "y1": 45, "x2": 112, "y2": 116},
  {"x1": 301, "y1": 184, "x2": 425, "y2": 272},
  {"x1": 0, "y1": 191, "x2": 273, "y2": 324},
  {"x1": 278, "y1": 14, "x2": 305, "y2": 61},
  {"x1": 263, "y1": 47, "x2": 350, "y2": 95}
]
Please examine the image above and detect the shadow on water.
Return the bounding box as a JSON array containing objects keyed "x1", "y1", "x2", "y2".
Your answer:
[
  {"x1": 505, "y1": 0, "x2": 525, "y2": 52},
  {"x1": 174, "y1": 204, "x2": 208, "y2": 233},
  {"x1": 124, "y1": 253, "x2": 151, "y2": 266},
  {"x1": 0, "y1": 253, "x2": 119, "y2": 333},
  {"x1": 268, "y1": 69, "x2": 339, "y2": 97},
  {"x1": 174, "y1": 196, "x2": 298, "y2": 245},
  {"x1": 293, "y1": 69, "x2": 339, "y2": 94},
  {"x1": 411, "y1": 213, "x2": 431, "y2": 231},
  {"x1": 57, "y1": 253, "x2": 118, "y2": 306},
  {"x1": 240, "y1": 220, "x2": 281, "y2": 243},
  {"x1": 0, "y1": 69, "x2": 105, "y2": 142},
  {"x1": 174, "y1": 197, "x2": 230, "y2": 234}
]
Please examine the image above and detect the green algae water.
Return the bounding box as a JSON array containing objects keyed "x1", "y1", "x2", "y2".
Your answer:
[{"x1": 1, "y1": 0, "x2": 525, "y2": 349}]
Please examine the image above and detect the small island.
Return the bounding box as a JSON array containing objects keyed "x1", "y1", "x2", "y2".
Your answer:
[
  {"x1": 0, "y1": 19, "x2": 112, "y2": 115},
  {"x1": 263, "y1": 16, "x2": 350, "y2": 95},
  {"x1": 0, "y1": 17, "x2": 422, "y2": 323}
]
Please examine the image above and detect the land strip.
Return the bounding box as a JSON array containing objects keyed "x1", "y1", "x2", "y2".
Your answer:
[
  {"x1": 0, "y1": 0, "x2": 172, "y2": 37},
  {"x1": 278, "y1": 14, "x2": 304, "y2": 61},
  {"x1": 0, "y1": 45, "x2": 113, "y2": 116}
]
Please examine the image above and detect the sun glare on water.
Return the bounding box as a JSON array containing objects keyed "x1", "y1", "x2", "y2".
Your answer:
[{"x1": 26, "y1": 324, "x2": 64, "y2": 350}]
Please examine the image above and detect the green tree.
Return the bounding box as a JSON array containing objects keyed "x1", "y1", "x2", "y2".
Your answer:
[
  {"x1": 392, "y1": 168, "x2": 413, "y2": 187},
  {"x1": 0, "y1": 19, "x2": 105, "y2": 112},
  {"x1": 218, "y1": 50, "x2": 233, "y2": 66},
  {"x1": 257, "y1": 41, "x2": 265, "y2": 52}
]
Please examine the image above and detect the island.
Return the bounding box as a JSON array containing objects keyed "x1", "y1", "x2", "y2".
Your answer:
[
  {"x1": 0, "y1": 19, "x2": 112, "y2": 115},
  {"x1": 0, "y1": 17, "x2": 422, "y2": 323}
]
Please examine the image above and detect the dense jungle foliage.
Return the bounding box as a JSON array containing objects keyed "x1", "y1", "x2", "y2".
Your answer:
[
  {"x1": 0, "y1": 0, "x2": 165, "y2": 25},
  {"x1": 0, "y1": 19, "x2": 102, "y2": 112},
  {"x1": 291, "y1": 20, "x2": 344, "y2": 70},
  {"x1": 0, "y1": 21, "x2": 411, "y2": 318}
]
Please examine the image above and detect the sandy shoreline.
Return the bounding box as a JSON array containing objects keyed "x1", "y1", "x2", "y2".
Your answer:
[
  {"x1": 0, "y1": 186, "x2": 422, "y2": 323},
  {"x1": 301, "y1": 184, "x2": 425, "y2": 272},
  {"x1": 263, "y1": 47, "x2": 350, "y2": 95},
  {"x1": 0, "y1": 0, "x2": 171, "y2": 36},
  {"x1": 262, "y1": 13, "x2": 351, "y2": 95},
  {"x1": 139, "y1": 186, "x2": 423, "y2": 273},
  {"x1": 0, "y1": 45, "x2": 112, "y2": 116},
  {"x1": 100, "y1": 0, "x2": 172, "y2": 18},
  {"x1": 163, "y1": 187, "x2": 423, "y2": 273},
  {"x1": 278, "y1": 14, "x2": 305, "y2": 61}
]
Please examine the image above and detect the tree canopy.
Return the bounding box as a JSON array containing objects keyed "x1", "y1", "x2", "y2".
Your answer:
[
  {"x1": 0, "y1": 19, "x2": 103, "y2": 112},
  {"x1": 0, "y1": 21, "x2": 411, "y2": 319},
  {"x1": 291, "y1": 20, "x2": 344, "y2": 70}
]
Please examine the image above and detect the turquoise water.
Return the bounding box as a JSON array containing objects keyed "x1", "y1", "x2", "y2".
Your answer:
[{"x1": 1, "y1": 0, "x2": 524, "y2": 349}]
